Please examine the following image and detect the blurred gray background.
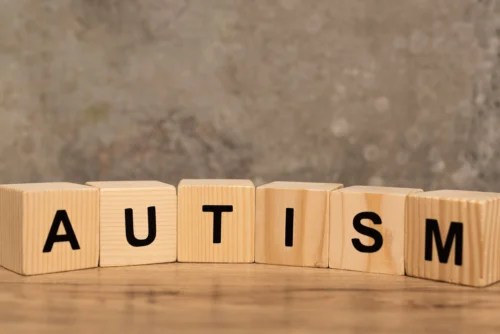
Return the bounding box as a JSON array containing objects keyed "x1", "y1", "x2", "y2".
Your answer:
[{"x1": 0, "y1": 0, "x2": 499, "y2": 191}]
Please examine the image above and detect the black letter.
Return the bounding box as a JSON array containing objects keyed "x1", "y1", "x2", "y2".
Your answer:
[
  {"x1": 425, "y1": 219, "x2": 463, "y2": 265},
  {"x1": 285, "y1": 208, "x2": 294, "y2": 247},
  {"x1": 43, "y1": 210, "x2": 80, "y2": 253},
  {"x1": 351, "y1": 211, "x2": 384, "y2": 253},
  {"x1": 202, "y1": 205, "x2": 233, "y2": 243},
  {"x1": 125, "y1": 206, "x2": 157, "y2": 247}
]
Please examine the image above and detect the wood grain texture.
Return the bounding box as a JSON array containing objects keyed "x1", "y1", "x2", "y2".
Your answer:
[
  {"x1": 178, "y1": 179, "x2": 255, "y2": 263},
  {"x1": 86, "y1": 181, "x2": 176, "y2": 267},
  {"x1": 0, "y1": 182, "x2": 99, "y2": 275},
  {"x1": 330, "y1": 186, "x2": 422, "y2": 275},
  {"x1": 256, "y1": 181, "x2": 342, "y2": 267},
  {"x1": 406, "y1": 190, "x2": 500, "y2": 287},
  {"x1": 0, "y1": 264, "x2": 498, "y2": 334},
  {"x1": 0, "y1": 187, "x2": 22, "y2": 270}
]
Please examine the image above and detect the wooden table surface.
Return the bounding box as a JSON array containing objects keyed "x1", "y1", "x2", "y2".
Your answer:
[{"x1": 0, "y1": 263, "x2": 499, "y2": 333}]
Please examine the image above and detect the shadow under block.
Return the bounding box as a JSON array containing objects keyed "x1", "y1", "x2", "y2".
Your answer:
[
  {"x1": 330, "y1": 186, "x2": 422, "y2": 275},
  {"x1": 0, "y1": 183, "x2": 99, "y2": 275},
  {"x1": 177, "y1": 179, "x2": 255, "y2": 263},
  {"x1": 255, "y1": 182, "x2": 343, "y2": 268},
  {"x1": 406, "y1": 190, "x2": 500, "y2": 287},
  {"x1": 86, "y1": 181, "x2": 176, "y2": 267}
]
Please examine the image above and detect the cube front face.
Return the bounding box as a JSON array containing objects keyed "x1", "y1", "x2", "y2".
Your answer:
[
  {"x1": 406, "y1": 191, "x2": 500, "y2": 287},
  {"x1": 1, "y1": 183, "x2": 99, "y2": 275},
  {"x1": 177, "y1": 180, "x2": 255, "y2": 263},
  {"x1": 330, "y1": 186, "x2": 422, "y2": 275},
  {"x1": 88, "y1": 181, "x2": 177, "y2": 267},
  {"x1": 256, "y1": 182, "x2": 342, "y2": 267}
]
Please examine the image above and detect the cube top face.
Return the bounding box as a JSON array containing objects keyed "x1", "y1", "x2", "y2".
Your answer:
[
  {"x1": 0, "y1": 182, "x2": 94, "y2": 192},
  {"x1": 330, "y1": 186, "x2": 422, "y2": 275},
  {"x1": 340, "y1": 185, "x2": 423, "y2": 196},
  {"x1": 410, "y1": 189, "x2": 500, "y2": 202},
  {"x1": 178, "y1": 179, "x2": 255, "y2": 263},
  {"x1": 406, "y1": 191, "x2": 500, "y2": 287},
  {"x1": 179, "y1": 179, "x2": 254, "y2": 187},
  {"x1": 87, "y1": 181, "x2": 176, "y2": 267},
  {"x1": 0, "y1": 185, "x2": 99, "y2": 275},
  {"x1": 87, "y1": 180, "x2": 175, "y2": 191},
  {"x1": 255, "y1": 182, "x2": 342, "y2": 268},
  {"x1": 258, "y1": 181, "x2": 343, "y2": 191}
]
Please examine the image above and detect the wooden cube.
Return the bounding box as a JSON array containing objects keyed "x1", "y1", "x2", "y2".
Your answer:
[
  {"x1": 178, "y1": 179, "x2": 255, "y2": 263},
  {"x1": 86, "y1": 181, "x2": 176, "y2": 267},
  {"x1": 0, "y1": 182, "x2": 99, "y2": 275},
  {"x1": 406, "y1": 190, "x2": 500, "y2": 287},
  {"x1": 330, "y1": 186, "x2": 422, "y2": 275},
  {"x1": 255, "y1": 182, "x2": 342, "y2": 267}
]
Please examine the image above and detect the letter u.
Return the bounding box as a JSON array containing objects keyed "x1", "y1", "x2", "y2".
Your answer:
[{"x1": 125, "y1": 206, "x2": 157, "y2": 247}]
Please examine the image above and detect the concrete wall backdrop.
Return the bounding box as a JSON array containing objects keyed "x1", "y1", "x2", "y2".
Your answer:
[{"x1": 1, "y1": 0, "x2": 499, "y2": 190}]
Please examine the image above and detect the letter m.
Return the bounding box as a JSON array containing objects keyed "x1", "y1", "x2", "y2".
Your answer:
[{"x1": 424, "y1": 219, "x2": 463, "y2": 266}]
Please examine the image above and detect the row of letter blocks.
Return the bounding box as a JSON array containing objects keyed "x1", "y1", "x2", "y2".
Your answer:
[{"x1": 0, "y1": 180, "x2": 498, "y2": 287}]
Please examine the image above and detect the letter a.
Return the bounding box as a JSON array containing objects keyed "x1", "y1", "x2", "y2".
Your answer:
[{"x1": 43, "y1": 210, "x2": 80, "y2": 253}]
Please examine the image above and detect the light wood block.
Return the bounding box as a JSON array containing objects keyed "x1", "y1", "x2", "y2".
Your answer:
[
  {"x1": 406, "y1": 190, "x2": 500, "y2": 287},
  {"x1": 178, "y1": 179, "x2": 255, "y2": 263},
  {"x1": 330, "y1": 186, "x2": 422, "y2": 275},
  {"x1": 255, "y1": 181, "x2": 343, "y2": 268},
  {"x1": 86, "y1": 181, "x2": 176, "y2": 267},
  {"x1": 0, "y1": 182, "x2": 99, "y2": 275}
]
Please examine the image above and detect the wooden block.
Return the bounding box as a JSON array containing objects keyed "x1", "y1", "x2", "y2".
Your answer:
[
  {"x1": 406, "y1": 190, "x2": 500, "y2": 287},
  {"x1": 330, "y1": 186, "x2": 422, "y2": 275},
  {"x1": 255, "y1": 181, "x2": 343, "y2": 268},
  {"x1": 178, "y1": 179, "x2": 255, "y2": 263},
  {"x1": 86, "y1": 181, "x2": 176, "y2": 267},
  {"x1": 0, "y1": 182, "x2": 99, "y2": 275}
]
